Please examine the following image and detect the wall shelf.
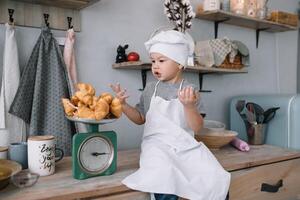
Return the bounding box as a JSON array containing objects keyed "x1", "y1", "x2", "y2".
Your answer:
[
  {"x1": 112, "y1": 61, "x2": 247, "y2": 92},
  {"x1": 11, "y1": 0, "x2": 100, "y2": 10},
  {"x1": 196, "y1": 10, "x2": 298, "y2": 48},
  {"x1": 0, "y1": 0, "x2": 101, "y2": 31}
]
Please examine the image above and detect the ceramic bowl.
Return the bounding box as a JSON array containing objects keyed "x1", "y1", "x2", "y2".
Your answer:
[
  {"x1": 195, "y1": 130, "x2": 238, "y2": 149},
  {"x1": 204, "y1": 120, "x2": 226, "y2": 132},
  {"x1": 0, "y1": 166, "x2": 12, "y2": 190},
  {"x1": 11, "y1": 170, "x2": 39, "y2": 188}
]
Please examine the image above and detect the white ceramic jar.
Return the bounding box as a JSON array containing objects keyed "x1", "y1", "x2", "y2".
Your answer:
[
  {"x1": 0, "y1": 146, "x2": 8, "y2": 159},
  {"x1": 27, "y1": 135, "x2": 64, "y2": 176}
]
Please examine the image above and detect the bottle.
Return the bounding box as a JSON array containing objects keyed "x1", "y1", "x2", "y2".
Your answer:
[
  {"x1": 221, "y1": 0, "x2": 230, "y2": 12},
  {"x1": 230, "y1": 0, "x2": 245, "y2": 15}
]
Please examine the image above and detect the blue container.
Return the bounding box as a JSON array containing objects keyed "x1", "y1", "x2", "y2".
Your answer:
[{"x1": 230, "y1": 94, "x2": 300, "y2": 150}]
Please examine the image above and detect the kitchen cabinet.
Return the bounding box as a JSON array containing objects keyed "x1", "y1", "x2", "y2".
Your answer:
[
  {"x1": 112, "y1": 61, "x2": 247, "y2": 92},
  {"x1": 196, "y1": 10, "x2": 298, "y2": 48},
  {"x1": 1, "y1": 145, "x2": 300, "y2": 200}
]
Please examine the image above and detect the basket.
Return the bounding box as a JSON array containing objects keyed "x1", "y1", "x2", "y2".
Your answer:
[
  {"x1": 269, "y1": 11, "x2": 298, "y2": 27},
  {"x1": 218, "y1": 53, "x2": 244, "y2": 69}
]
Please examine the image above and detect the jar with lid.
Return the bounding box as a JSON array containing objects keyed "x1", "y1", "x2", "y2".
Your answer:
[
  {"x1": 0, "y1": 146, "x2": 8, "y2": 159},
  {"x1": 230, "y1": 0, "x2": 246, "y2": 15},
  {"x1": 203, "y1": 0, "x2": 221, "y2": 11}
]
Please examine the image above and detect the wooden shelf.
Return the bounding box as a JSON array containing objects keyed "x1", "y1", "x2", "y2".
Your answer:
[
  {"x1": 11, "y1": 0, "x2": 100, "y2": 10},
  {"x1": 112, "y1": 61, "x2": 247, "y2": 92},
  {"x1": 112, "y1": 61, "x2": 151, "y2": 70},
  {"x1": 112, "y1": 61, "x2": 248, "y2": 74},
  {"x1": 196, "y1": 10, "x2": 298, "y2": 32}
]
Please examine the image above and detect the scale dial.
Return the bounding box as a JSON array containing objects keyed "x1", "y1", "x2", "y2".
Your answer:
[{"x1": 78, "y1": 136, "x2": 114, "y2": 174}]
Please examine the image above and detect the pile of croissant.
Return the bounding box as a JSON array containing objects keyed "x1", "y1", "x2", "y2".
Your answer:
[{"x1": 62, "y1": 83, "x2": 122, "y2": 120}]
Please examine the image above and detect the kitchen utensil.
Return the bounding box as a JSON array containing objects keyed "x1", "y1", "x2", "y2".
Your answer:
[
  {"x1": 66, "y1": 117, "x2": 117, "y2": 180},
  {"x1": 195, "y1": 130, "x2": 238, "y2": 149},
  {"x1": 246, "y1": 102, "x2": 265, "y2": 123},
  {"x1": 11, "y1": 170, "x2": 39, "y2": 188},
  {"x1": 246, "y1": 104, "x2": 257, "y2": 124},
  {"x1": 236, "y1": 100, "x2": 245, "y2": 113},
  {"x1": 263, "y1": 107, "x2": 280, "y2": 123},
  {"x1": 246, "y1": 123, "x2": 267, "y2": 145},
  {"x1": 65, "y1": 116, "x2": 117, "y2": 125},
  {"x1": 235, "y1": 100, "x2": 246, "y2": 121}
]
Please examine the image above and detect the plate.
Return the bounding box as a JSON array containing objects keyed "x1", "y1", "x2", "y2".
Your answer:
[{"x1": 66, "y1": 116, "x2": 117, "y2": 125}]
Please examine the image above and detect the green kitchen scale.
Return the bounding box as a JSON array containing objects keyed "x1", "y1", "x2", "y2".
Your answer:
[{"x1": 67, "y1": 116, "x2": 117, "y2": 180}]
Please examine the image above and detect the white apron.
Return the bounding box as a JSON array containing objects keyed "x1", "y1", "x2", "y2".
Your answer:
[
  {"x1": 0, "y1": 23, "x2": 26, "y2": 145},
  {"x1": 122, "y1": 80, "x2": 230, "y2": 200}
]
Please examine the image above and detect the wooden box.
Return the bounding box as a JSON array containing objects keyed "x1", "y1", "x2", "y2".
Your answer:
[{"x1": 270, "y1": 11, "x2": 299, "y2": 27}]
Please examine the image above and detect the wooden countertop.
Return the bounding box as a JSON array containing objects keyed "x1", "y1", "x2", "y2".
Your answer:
[{"x1": 1, "y1": 145, "x2": 300, "y2": 200}]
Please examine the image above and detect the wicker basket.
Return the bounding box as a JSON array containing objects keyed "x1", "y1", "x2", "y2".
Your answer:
[
  {"x1": 270, "y1": 11, "x2": 298, "y2": 27},
  {"x1": 218, "y1": 53, "x2": 244, "y2": 69}
]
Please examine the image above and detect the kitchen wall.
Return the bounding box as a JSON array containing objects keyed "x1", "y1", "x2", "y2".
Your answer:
[{"x1": 0, "y1": 0, "x2": 299, "y2": 150}]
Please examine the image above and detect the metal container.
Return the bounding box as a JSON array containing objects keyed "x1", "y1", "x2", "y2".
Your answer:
[{"x1": 246, "y1": 123, "x2": 267, "y2": 145}]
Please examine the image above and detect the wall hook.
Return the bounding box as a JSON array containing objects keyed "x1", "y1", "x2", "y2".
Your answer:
[
  {"x1": 67, "y1": 17, "x2": 73, "y2": 29},
  {"x1": 43, "y1": 13, "x2": 50, "y2": 27},
  {"x1": 8, "y1": 9, "x2": 14, "y2": 24}
]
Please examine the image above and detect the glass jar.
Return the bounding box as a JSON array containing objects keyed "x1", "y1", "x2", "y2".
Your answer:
[
  {"x1": 203, "y1": 0, "x2": 221, "y2": 11},
  {"x1": 246, "y1": 0, "x2": 257, "y2": 18},
  {"x1": 230, "y1": 0, "x2": 246, "y2": 15}
]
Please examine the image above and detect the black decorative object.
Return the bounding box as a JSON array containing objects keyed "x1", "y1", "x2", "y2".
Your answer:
[
  {"x1": 8, "y1": 8, "x2": 14, "y2": 24},
  {"x1": 115, "y1": 44, "x2": 129, "y2": 63},
  {"x1": 67, "y1": 17, "x2": 73, "y2": 29},
  {"x1": 43, "y1": 13, "x2": 50, "y2": 27}
]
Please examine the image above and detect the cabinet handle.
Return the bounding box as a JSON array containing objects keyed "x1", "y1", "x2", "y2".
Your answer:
[{"x1": 261, "y1": 179, "x2": 283, "y2": 193}]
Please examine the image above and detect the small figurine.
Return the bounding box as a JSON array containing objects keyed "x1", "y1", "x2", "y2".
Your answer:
[{"x1": 115, "y1": 44, "x2": 129, "y2": 63}]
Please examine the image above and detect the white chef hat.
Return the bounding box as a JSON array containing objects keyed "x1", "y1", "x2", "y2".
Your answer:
[{"x1": 145, "y1": 30, "x2": 195, "y2": 68}]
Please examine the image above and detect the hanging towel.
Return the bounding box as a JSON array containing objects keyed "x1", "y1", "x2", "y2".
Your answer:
[
  {"x1": 64, "y1": 28, "x2": 78, "y2": 93},
  {"x1": 9, "y1": 27, "x2": 75, "y2": 155},
  {"x1": 63, "y1": 28, "x2": 87, "y2": 133},
  {"x1": 0, "y1": 23, "x2": 26, "y2": 145}
]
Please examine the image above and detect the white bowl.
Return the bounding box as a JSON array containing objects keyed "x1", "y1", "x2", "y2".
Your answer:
[{"x1": 203, "y1": 120, "x2": 226, "y2": 132}]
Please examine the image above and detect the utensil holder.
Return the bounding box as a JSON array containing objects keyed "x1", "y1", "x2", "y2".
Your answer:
[{"x1": 245, "y1": 123, "x2": 267, "y2": 145}]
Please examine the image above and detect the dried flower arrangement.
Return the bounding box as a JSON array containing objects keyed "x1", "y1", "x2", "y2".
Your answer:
[{"x1": 164, "y1": 0, "x2": 196, "y2": 32}]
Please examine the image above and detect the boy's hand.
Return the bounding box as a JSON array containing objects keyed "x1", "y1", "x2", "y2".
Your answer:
[
  {"x1": 110, "y1": 83, "x2": 129, "y2": 105},
  {"x1": 178, "y1": 86, "x2": 199, "y2": 109}
]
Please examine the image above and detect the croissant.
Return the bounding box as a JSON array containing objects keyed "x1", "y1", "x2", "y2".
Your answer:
[
  {"x1": 71, "y1": 95, "x2": 80, "y2": 106},
  {"x1": 94, "y1": 98, "x2": 109, "y2": 120},
  {"x1": 75, "y1": 91, "x2": 93, "y2": 106},
  {"x1": 76, "y1": 83, "x2": 95, "y2": 96},
  {"x1": 110, "y1": 98, "x2": 122, "y2": 118},
  {"x1": 75, "y1": 105, "x2": 95, "y2": 119},
  {"x1": 61, "y1": 98, "x2": 76, "y2": 116},
  {"x1": 89, "y1": 96, "x2": 99, "y2": 110},
  {"x1": 100, "y1": 92, "x2": 113, "y2": 105}
]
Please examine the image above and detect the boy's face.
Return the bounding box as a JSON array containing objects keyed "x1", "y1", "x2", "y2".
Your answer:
[{"x1": 150, "y1": 53, "x2": 182, "y2": 83}]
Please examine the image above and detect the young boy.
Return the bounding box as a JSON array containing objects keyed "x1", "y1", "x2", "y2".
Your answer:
[{"x1": 111, "y1": 30, "x2": 230, "y2": 200}]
